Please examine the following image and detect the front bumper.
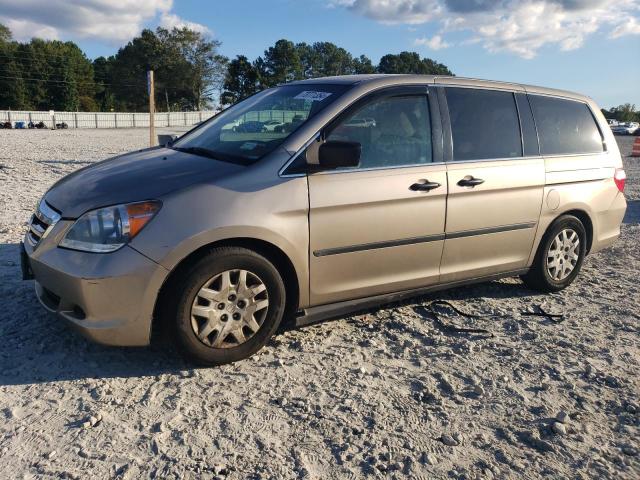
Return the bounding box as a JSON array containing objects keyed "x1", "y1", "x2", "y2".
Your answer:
[{"x1": 23, "y1": 222, "x2": 169, "y2": 346}]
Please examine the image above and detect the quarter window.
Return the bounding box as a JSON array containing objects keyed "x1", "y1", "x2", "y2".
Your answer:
[
  {"x1": 528, "y1": 95, "x2": 603, "y2": 155},
  {"x1": 326, "y1": 95, "x2": 432, "y2": 169},
  {"x1": 446, "y1": 87, "x2": 522, "y2": 161}
]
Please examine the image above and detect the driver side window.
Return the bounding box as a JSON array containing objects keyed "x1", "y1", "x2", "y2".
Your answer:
[{"x1": 326, "y1": 95, "x2": 432, "y2": 169}]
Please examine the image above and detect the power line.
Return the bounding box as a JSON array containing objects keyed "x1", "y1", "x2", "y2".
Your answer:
[
  {"x1": 0, "y1": 49, "x2": 98, "y2": 62},
  {"x1": 0, "y1": 74, "x2": 195, "y2": 92},
  {"x1": 0, "y1": 67, "x2": 136, "y2": 85},
  {"x1": 0, "y1": 74, "x2": 144, "y2": 88}
]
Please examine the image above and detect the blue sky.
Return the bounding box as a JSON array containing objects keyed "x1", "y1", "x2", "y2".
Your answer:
[{"x1": 0, "y1": 0, "x2": 638, "y2": 108}]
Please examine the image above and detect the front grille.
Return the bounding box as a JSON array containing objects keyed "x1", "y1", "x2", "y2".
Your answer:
[{"x1": 27, "y1": 199, "x2": 61, "y2": 248}]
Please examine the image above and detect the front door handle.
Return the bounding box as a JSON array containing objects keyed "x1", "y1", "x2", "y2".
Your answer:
[
  {"x1": 410, "y1": 180, "x2": 441, "y2": 192},
  {"x1": 457, "y1": 176, "x2": 485, "y2": 187}
]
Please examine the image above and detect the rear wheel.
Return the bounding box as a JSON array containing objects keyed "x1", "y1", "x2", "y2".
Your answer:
[
  {"x1": 522, "y1": 215, "x2": 587, "y2": 292},
  {"x1": 172, "y1": 247, "x2": 286, "y2": 365}
]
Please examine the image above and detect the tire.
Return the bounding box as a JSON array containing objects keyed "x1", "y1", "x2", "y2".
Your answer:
[
  {"x1": 171, "y1": 247, "x2": 286, "y2": 365},
  {"x1": 522, "y1": 214, "x2": 587, "y2": 292}
]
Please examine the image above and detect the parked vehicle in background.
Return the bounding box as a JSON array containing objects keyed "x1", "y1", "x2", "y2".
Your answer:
[
  {"x1": 22, "y1": 75, "x2": 627, "y2": 365},
  {"x1": 607, "y1": 119, "x2": 619, "y2": 126},
  {"x1": 232, "y1": 121, "x2": 265, "y2": 133},
  {"x1": 263, "y1": 120, "x2": 285, "y2": 132},
  {"x1": 28, "y1": 121, "x2": 47, "y2": 129},
  {"x1": 611, "y1": 122, "x2": 639, "y2": 135},
  {"x1": 274, "y1": 115, "x2": 306, "y2": 133}
]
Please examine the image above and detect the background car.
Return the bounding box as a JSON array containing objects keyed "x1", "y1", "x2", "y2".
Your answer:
[
  {"x1": 233, "y1": 121, "x2": 266, "y2": 133},
  {"x1": 611, "y1": 122, "x2": 639, "y2": 135},
  {"x1": 262, "y1": 120, "x2": 285, "y2": 132}
]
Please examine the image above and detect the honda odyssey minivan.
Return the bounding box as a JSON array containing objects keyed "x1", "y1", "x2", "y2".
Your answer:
[{"x1": 22, "y1": 75, "x2": 627, "y2": 365}]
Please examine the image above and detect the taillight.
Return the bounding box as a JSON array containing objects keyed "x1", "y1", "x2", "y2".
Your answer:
[{"x1": 614, "y1": 168, "x2": 626, "y2": 192}]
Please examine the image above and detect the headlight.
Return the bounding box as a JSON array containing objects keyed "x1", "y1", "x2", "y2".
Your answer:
[{"x1": 59, "y1": 201, "x2": 161, "y2": 253}]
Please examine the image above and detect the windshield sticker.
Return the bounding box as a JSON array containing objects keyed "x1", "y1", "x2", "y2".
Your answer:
[
  {"x1": 293, "y1": 91, "x2": 333, "y2": 102},
  {"x1": 240, "y1": 142, "x2": 258, "y2": 150}
]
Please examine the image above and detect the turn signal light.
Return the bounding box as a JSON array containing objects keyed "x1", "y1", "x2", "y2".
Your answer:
[{"x1": 126, "y1": 201, "x2": 162, "y2": 238}]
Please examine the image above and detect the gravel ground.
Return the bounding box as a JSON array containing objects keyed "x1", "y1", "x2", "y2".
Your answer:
[{"x1": 0, "y1": 130, "x2": 638, "y2": 480}]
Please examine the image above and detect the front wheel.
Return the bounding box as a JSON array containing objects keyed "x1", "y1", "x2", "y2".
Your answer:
[
  {"x1": 522, "y1": 215, "x2": 587, "y2": 292},
  {"x1": 171, "y1": 247, "x2": 286, "y2": 365}
]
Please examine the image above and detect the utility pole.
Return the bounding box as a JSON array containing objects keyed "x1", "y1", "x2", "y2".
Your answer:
[{"x1": 147, "y1": 70, "x2": 155, "y2": 147}]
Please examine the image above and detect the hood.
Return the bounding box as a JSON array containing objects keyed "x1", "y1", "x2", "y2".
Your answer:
[{"x1": 44, "y1": 147, "x2": 243, "y2": 218}]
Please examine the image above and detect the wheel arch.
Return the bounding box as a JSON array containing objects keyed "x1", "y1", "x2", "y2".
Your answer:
[
  {"x1": 151, "y1": 237, "x2": 301, "y2": 341},
  {"x1": 528, "y1": 207, "x2": 595, "y2": 268},
  {"x1": 559, "y1": 209, "x2": 594, "y2": 254}
]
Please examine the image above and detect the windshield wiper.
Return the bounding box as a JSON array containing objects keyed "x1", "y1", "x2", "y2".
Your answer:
[
  {"x1": 171, "y1": 146, "x2": 250, "y2": 165},
  {"x1": 171, "y1": 146, "x2": 220, "y2": 160}
]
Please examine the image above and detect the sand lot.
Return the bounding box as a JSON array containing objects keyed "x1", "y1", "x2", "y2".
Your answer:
[{"x1": 0, "y1": 130, "x2": 638, "y2": 479}]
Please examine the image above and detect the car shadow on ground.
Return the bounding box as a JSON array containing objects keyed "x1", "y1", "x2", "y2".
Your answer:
[
  {"x1": 623, "y1": 199, "x2": 639, "y2": 224},
  {"x1": 0, "y1": 239, "x2": 582, "y2": 387}
]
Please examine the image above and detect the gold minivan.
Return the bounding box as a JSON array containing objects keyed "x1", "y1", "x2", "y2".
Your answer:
[{"x1": 23, "y1": 75, "x2": 627, "y2": 365}]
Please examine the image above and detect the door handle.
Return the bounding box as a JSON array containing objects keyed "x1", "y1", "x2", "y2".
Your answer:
[
  {"x1": 410, "y1": 180, "x2": 441, "y2": 192},
  {"x1": 457, "y1": 176, "x2": 485, "y2": 187}
]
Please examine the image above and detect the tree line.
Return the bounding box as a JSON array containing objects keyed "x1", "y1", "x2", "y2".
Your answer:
[
  {"x1": 0, "y1": 23, "x2": 452, "y2": 112},
  {"x1": 221, "y1": 40, "x2": 452, "y2": 104},
  {"x1": 601, "y1": 104, "x2": 640, "y2": 123}
]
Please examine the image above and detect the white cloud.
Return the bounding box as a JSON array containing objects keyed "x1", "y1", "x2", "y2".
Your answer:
[
  {"x1": 2, "y1": 18, "x2": 60, "y2": 41},
  {"x1": 333, "y1": 0, "x2": 443, "y2": 24},
  {"x1": 610, "y1": 17, "x2": 640, "y2": 38},
  {"x1": 0, "y1": 0, "x2": 208, "y2": 44},
  {"x1": 159, "y1": 13, "x2": 211, "y2": 35},
  {"x1": 334, "y1": 0, "x2": 640, "y2": 58},
  {"x1": 414, "y1": 34, "x2": 451, "y2": 49}
]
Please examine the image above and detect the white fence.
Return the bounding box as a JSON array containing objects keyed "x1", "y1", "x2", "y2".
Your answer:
[{"x1": 0, "y1": 110, "x2": 216, "y2": 129}]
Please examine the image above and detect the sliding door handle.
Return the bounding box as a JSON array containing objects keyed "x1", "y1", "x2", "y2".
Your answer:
[
  {"x1": 410, "y1": 180, "x2": 441, "y2": 192},
  {"x1": 457, "y1": 176, "x2": 485, "y2": 187}
]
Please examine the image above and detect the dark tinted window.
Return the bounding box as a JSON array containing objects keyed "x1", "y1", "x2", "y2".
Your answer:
[
  {"x1": 446, "y1": 87, "x2": 522, "y2": 161},
  {"x1": 515, "y1": 93, "x2": 539, "y2": 156},
  {"x1": 327, "y1": 95, "x2": 432, "y2": 169},
  {"x1": 529, "y1": 95, "x2": 603, "y2": 155}
]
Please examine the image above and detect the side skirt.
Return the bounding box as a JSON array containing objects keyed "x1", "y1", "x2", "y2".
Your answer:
[{"x1": 294, "y1": 269, "x2": 529, "y2": 328}]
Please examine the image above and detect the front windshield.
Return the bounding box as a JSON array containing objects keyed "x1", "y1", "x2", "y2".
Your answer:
[{"x1": 172, "y1": 84, "x2": 350, "y2": 165}]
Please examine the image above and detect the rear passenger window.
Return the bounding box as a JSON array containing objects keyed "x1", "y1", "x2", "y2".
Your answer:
[
  {"x1": 327, "y1": 95, "x2": 432, "y2": 169},
  {"x1": 529, "y1": 95, "x2": 603, "y2": 155},
  {"x1": 446, "y1": 87, "x2": 522, "y2": 161}
]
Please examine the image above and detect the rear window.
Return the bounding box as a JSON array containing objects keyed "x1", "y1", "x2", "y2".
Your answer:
[
  {"x1": 446, "y1": 87, "x2": 522, "y2": 161},
  {"x1": 528, "y1": 95, "x2": 603, "y2": 155}
]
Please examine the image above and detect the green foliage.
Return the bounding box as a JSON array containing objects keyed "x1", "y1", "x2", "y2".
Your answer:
[
  {"x1": 353, "y1": 55, "x2": 376, "y2": 74},
  {"x1": 378, "y1": 51, "x2": 453, "y2": 75},
  {"x1": 221, "y1": 55, "x2": 260, "y2": 104},
  {"x1": 100, "y1": 27, "x2": 228, "y2": 111},
  {"x1": 221, "y1": 39, "x2": 452, "y2": 104},
  {"x1": 260, "y1": 39, "x2": 303, "y2": 86},
  {"x1": 0, "y1": 23, "x2": 11, "y2": 43},
  {"x1": 297, "y1": 41, "x2": 357, "y2": 78},
  {"x1": 0, "y1": 31, "x2": 95, "y2": 110},
  {"x1": 601, "y1": 104, "x2": 640, "y2": 123},
  {"x1": 0, "y1": 22, "x2": 454, "y2": 112},
  {"x1": 0, "y1": 23, "x2": 227, "y2": 112}
]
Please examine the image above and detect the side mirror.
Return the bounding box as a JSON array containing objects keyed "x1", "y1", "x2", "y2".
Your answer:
[
  {"x1": 158, "y1": 134, "x2": 179, "y2": 147},
  {"x1": 317, "y1": 141, "x2": 361, "y2": 169}
]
